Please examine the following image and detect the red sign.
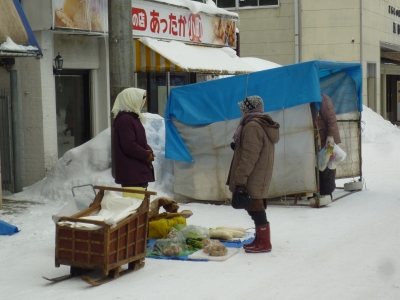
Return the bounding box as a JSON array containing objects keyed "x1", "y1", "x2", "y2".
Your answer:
[
  {"x1": 132, "y1": 8, "x2": 147, "y2": 31},
  {"x1": 131, "y1": 2, "x2": 236, "y2": 47}
]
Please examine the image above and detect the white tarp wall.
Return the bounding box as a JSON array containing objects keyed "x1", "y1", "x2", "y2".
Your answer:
[{"x1": 173, "y1": 104, "x2": 317, "y2": 202}]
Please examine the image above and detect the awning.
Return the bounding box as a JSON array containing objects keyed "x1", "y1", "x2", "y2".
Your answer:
[
  {"x1": 0, "y1": 0, "x2": 42, "y2": 57},
  {"x1": 134, "y1": 37, "x2": 261, "y2": 75}
]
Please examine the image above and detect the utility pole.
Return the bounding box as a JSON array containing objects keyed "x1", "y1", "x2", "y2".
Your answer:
[{"x1": 108, "y1": 0, "x2": 135, "y2": 177}]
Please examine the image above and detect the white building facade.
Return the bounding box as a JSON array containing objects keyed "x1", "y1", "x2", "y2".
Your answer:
[{"x1": 229, "y1": 0, "x2": 400, "y2": 123}]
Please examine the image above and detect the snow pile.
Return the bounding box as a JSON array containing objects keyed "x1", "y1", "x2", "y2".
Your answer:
[
  {"x1": 361, "y1": 105, "x2": 400, "y2": 143},
  {"x1": 5, "y1": 113, "x2": 173, "y2": 204}
]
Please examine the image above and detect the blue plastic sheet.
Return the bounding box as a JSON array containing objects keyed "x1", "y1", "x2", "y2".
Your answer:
[
  {"x1": 165, "y1": 60, "x2": 362, "y2": 162},
  {"x1": 0, "y1": 220, "x2": 20, "y2": 235}
]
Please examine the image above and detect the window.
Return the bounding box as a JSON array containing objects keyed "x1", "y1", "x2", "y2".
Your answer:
[
  {"x1": 140, "y1": 72, "x2": 191, "y2": 117},
  {"x1": 214, "y1": 0, "x2": 278, "y2": 9}
]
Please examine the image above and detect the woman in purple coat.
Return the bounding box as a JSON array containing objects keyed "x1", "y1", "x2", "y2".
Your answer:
[{"x1": 111, "y1": 88, "x2": 155, "y2": 191}]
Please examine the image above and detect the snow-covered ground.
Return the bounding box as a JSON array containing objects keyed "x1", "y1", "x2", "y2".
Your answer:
[{"x1": 1, "y1": 106, "x2": 400, "y2": 300}]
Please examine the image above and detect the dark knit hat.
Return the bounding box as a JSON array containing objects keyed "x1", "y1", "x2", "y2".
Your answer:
[{"x1": 238, "y1": 95, "x2": 264, "y2": 113}]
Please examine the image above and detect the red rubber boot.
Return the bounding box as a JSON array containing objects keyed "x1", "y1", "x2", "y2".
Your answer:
[
  {"x1": 245, "y1": 224, "x2": 272, "y2": 253},
  {"x1": 243, "y1": 233, "x2": 258, "y2": 250}
]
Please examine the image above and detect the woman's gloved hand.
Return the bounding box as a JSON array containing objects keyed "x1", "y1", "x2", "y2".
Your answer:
[
  {"x1": 230, "y1": 142, "x2": 235, "y2": 151},
  {"x1": 235, "y1": 186, "x2": 246, "y2": 193},
  {"x1": 146, "y1": 150, "x2": 155, "y2": 163},
  {"x1": 326, "y1": 136, "x2": 334, "y2": 145}
]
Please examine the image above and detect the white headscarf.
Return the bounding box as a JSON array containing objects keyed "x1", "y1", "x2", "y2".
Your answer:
[{"x1": 111, "y1": 88, "x2": 147, "y2": 123}]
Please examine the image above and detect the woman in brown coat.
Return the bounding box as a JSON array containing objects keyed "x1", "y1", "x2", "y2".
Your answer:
[
  {"x1": 227, "y1": 95, "x2": 280, "y2": 253},
  {"x1": 310, "y1": 94, "x2": 341, "y2": 207}
]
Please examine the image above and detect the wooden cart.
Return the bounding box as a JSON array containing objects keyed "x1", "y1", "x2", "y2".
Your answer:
[{"x1": 52, "y1": 185, "x2": 156, "y2": 285}]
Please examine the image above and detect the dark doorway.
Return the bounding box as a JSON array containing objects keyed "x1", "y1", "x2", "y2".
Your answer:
[
  {"x1": 386, "y1": 75, "x2": 400, "y2": 124},
  {"x1": 55, "y1": 69, "x2": 91, "y2": 158}
]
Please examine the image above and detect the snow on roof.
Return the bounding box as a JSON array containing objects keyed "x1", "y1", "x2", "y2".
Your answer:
[
  {"x1": 155, "y1": 0, "x2": 238, "y2": 18},
  {"x1": 0, "y1": 36, "x2": 38, "y2": 52},
  {"x1": 140, "y1": 37, "x2": 249, "y2": 73},
  {"x1": 240, "y1": 57, "x2": 282, "y2": 71},
  {"x1": 140, "y1": 37, "x2": 279, "y2": 74}
]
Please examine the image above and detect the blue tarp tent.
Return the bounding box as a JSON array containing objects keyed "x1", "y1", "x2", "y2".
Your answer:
[{"x1": 164, "y1": 60, "x2": 362, "y2": 202}]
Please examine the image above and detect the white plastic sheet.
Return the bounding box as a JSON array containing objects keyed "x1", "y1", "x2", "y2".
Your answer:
[{"x1": 173, "y1": 104, "x2": 317, "y2": 202}]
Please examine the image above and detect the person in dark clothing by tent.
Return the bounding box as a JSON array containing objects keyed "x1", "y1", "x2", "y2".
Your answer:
[
  {"x1": 111, "y1": 88, "x2": 155, "y2": 198},
  {"x1": 310, "y1": 93, "x2": 341, "y2": 207}
]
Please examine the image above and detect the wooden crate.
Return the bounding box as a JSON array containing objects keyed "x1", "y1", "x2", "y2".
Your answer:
[{"x1": 55, "y1": 186, "x2": 156, "y2": 276}]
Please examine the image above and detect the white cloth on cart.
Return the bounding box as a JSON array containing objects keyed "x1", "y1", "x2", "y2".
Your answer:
[{"x1": 57, "y1": 190, "x2": 142, "y2": 230}]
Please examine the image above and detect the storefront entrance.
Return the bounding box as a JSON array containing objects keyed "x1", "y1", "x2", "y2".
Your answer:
[
  {"x1": 386, "y1": 75, "x2": 400, "y2": 125},
  {"x1": 55, "y1": 70, "x2": 91, "y2": 158}
]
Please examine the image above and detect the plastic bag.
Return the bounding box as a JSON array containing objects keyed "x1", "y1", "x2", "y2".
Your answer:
[
  {"x1": 173, "y1": 224, "x2": 210, "y2": 240},
  {"x1": 318, "y1": 145, "x2": 334, "y2": 171},
  {"x1": 172, "y1": 225, "x2": 210, "y2": 251},
  {"x1": 147, "y1": 230, "x2": 189, "y2": 257},
  {"x1": 327, "y1": 143, "x2": 347, "y2": 169},
  {"x1": 332, "y1": 143, "x2": 346, "y2": 163},
  {"x1": 202, "y1": 239, "x2": 228, "y2": 256}
]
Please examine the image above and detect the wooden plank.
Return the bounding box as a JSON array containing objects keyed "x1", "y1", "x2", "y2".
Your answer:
[{"x1": 94, "y1": 185, "x2": 157, "y2": 196}]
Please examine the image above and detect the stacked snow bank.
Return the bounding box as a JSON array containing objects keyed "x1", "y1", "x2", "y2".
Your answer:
[
  {"x1": 5, "y1": 113, "x2": 173, "y2": 203},
  {"x1": 361, "y1": 105, "x2": 400, "y2": 143}
]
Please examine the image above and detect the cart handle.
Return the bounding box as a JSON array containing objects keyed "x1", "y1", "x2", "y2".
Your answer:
[{"x1": 93, "y1": 185, "x2": 157, "y2": 196}]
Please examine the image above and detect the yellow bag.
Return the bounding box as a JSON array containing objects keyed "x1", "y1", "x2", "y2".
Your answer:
[{"x1": 148, "y1": 216, "x2": 187, "y2": 239}]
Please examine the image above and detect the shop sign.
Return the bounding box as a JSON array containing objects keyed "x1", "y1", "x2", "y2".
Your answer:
[
  {"x1": 389, "y1": 4, "x2": 400, "y2": 34},
  {"x1": 53, "y1": 0, "x2": 108, "y2": 33},
  {"x1": 132, "y1": 1, "x2": 237, "y2": 47}
]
